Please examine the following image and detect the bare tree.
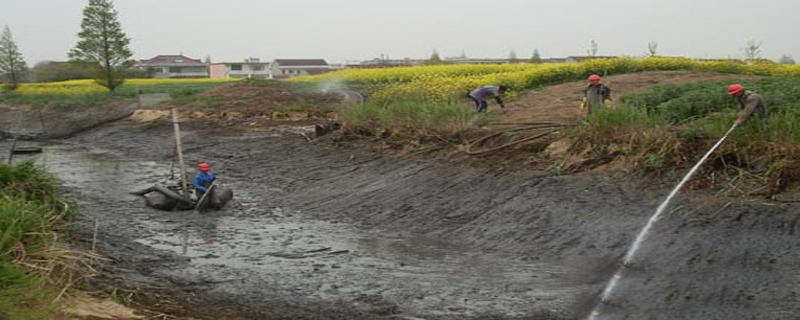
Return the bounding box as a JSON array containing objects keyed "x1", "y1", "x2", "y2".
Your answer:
[
  {"x1": 0, "y1": 25, "x2": 28, "y2": 89},
  {"x1": 743, "y1": 39, "x2": 762, "y2": 63},
  {"x1": 647, "y1": 41, "x2": 658, "y2": 57},
  {"x1": 587, "y1": 39, "x2": 598, "y2": 57}
]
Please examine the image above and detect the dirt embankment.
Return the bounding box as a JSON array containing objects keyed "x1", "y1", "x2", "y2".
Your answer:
[
  {"x1": 56, "y1": 115, "x2": 800, "y2": 320},
  {"x1": 3, "y1": 71, "x2": 798, "y2": 320}
]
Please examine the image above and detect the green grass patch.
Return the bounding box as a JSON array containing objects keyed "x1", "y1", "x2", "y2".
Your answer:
[
  {"x1": 342, "y1": 99, "x2": 473, "y2": 137},
  {"x1": 620, "y1": 77, "x2": 800, "y2": 123},
  {"x1": 0, "y1": 162, "x2": 72, "y2": 319},
  {"x1": 0, "y1": 263, "x2": 60, "y2": 320}
]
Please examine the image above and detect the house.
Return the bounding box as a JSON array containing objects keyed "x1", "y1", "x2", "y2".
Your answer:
[
  {"x1": 137, "y1": 54, "x2": 208, "y2": 78},
  {"x1": 209, "y1": 58, "x2": 270, "y2": 79},
  {"x1": 270, "y1": 59, "x2": 330, "y2": 79}
]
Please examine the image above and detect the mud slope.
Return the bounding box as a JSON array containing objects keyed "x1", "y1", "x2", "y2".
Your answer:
[{"x1": 52, "y1": 115, "x2": 800, "y2": 320}]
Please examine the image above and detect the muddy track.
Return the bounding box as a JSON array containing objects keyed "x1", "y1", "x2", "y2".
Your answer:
[{"x1": 3, "y1": 113, "x2": 788, "y2": 320}]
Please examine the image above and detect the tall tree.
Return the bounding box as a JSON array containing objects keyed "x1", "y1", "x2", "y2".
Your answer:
[
  {"x1": 647, "y1": 41, "x2": 658, "y2": 57},
  {"x1": 743, "y1": 39, "x2": 762, "y2": 63},
  {"x1": 529, "y1": 49, "x2": 542, "y2": 64},
  {"x1": 69, "y1": 0, "x2": 133, "y2": 93},
  {"x1": 0, "y1": 25, "x2": 28, "y2": 89},
  {"x1": 426, "y1": 49, "x2": 443, "y2": 65},
  {"x1": 508, "y1": 50, "x2": 518, "y2": 63}
]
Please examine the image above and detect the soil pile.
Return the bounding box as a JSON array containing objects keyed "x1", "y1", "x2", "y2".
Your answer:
[{"x1": 187, "y1": 80, "x2": 343, "y2": 115}]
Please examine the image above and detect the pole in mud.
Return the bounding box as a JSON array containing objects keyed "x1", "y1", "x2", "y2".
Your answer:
[
  {"x1": 7, "y1": 138, "x2": 16, "y2": 165},
  {"x1": 171, "y1": 108, "x2": 190, "y2": 199},
  {"x1": 586, "y1": 123, "x2": 738, "y2": 320}
]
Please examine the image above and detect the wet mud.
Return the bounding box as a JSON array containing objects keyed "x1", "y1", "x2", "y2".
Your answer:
[{"x1": 3, "y1": 114, "x2": 799, "y2": 319}]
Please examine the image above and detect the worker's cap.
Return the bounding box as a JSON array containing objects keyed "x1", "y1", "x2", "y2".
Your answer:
[
  {"x1": 588, "y1": 74, "x2": 601, "y2": 82},
  {"x1": 198, "y1": 163, "x2": 211, "y2": 171}
]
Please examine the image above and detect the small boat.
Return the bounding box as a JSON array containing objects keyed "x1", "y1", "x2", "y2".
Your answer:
[{"x1": 11, "y1": 146, "x2": 43, "y2": 154}]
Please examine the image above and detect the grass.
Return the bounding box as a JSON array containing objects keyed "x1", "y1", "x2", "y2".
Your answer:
[
  {"x1": 0, "y1": 161, "x2": 99, "y2": 319},
  {"x1": 562, "y1": 78, "x2": 800, "y2": 194},
  {"x1": 341, "y1": 99, "x2": 474, "y2": 138}
]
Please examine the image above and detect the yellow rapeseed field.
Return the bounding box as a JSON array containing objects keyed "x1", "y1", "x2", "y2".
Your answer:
[
  {"x1": 293, "y1": 57, "x2": 800, "y2": 103},
  {"x1": 15, "y1": 78, "x2": 239, "y2": 96}
]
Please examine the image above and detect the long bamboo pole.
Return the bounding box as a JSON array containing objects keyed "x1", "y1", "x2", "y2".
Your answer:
[{"x1": 171, "y1": 108, "x2": 190, "y2": 199}]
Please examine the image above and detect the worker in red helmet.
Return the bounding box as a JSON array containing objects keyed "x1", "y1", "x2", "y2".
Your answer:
[
  {"x1": 728, "y1": 84, "x2": 767, "y2": 126},
  {"x1": 580, "y1": 74, "x2": 612, "y2": 116},
  {"x1": 193, "y1": 163, "x2": 216, "y2": 200}
]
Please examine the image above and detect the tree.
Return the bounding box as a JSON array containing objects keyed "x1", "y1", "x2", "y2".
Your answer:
[
  {"x1": 743, "y1": 39, "x2": 762, "y2": 63},
  {"x1": 0, "y1": 25, "x2": 28, "y2": 89},
  {"x1": 587, "y1": 39, "x2": 598, "y2": 57},
  {"x1": 426, "y1": 49, "x2": 443, "y2": 65},
  {"x1": 647, "y1": 41, "x2": 658, "y2": 57},
  {"x1": 508, "y1": 50, "x2": 518, "y2": 63},
  {"x1": 778, "y1": 54, "x2": 795, "y2": 64},
  {"x1": 529, "y1": 49, "x2": 542, "y2": 64},
  {"x1": 69, "y1": 0, "x2": 133, "y2": 93}
]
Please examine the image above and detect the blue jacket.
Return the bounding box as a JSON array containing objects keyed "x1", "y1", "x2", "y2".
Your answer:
[{"x1": 193, "y1": 172, "x2": 215, "y2": 192}]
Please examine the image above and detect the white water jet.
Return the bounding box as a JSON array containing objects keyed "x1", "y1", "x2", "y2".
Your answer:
[{"x1": 586, "y1": 124, "x2": 738, "y2": 320}]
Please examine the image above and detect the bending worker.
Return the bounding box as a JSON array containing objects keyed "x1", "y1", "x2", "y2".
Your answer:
[
  {"x1": 193, "y1": 162, "x2": 216, "y2": 200},
  {"x1": 728, "y1": 83, "x2": 767, "y2": 126},
  {"x1": 580, "y1": 74, "x2": 612, "y2": 115},
  {"x1": 468, "y1": 85, "x2": 507, "y2": 113}
]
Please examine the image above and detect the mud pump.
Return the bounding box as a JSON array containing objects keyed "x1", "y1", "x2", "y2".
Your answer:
[{"x1": 130, "y1": 108, "x2": 233, "y2": 212}]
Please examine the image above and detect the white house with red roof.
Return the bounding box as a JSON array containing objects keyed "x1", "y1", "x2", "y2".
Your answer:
[{"x1": 137, "y1": 54, "x2": 208, "y2": 78}]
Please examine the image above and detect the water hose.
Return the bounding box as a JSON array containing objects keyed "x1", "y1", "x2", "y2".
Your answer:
[
  {"x1": 464, "y1": 122, "x2": 567, "y2": 155},
  {"x1": 587, "y1": 123, "x2": 739, "y2": 320}
]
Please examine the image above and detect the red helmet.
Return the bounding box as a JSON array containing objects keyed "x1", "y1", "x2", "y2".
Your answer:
[
  {"x1": 588, "y1": 74, "x2": 601, "y2": 82},
  {"x1": 727, "y1": 84, "x2": 744, "y2": 95},
  {"x1": 198, "y1": 163, "x2": 211, "y2": 171}
]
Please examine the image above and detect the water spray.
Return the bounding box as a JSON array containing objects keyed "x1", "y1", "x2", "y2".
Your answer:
[{"x1": 587, "y1": 123, "x2": 738, "y2": 320}]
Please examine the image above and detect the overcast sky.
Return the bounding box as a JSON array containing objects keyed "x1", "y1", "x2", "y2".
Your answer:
[{"x1": 1, "y1": 0, "x2": 797, "y2": 65}]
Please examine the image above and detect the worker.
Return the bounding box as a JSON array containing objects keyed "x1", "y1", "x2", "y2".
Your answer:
[
  {"x1": 580, "y1": 74, "x2": 612, "y2": 115},
  {"x1": 728, "y1": 84, "x2": 767, "y2": 126},
  {"x1": 468, "y1": 85, "x2": 507, "y2": 113},
  {"x1": 193, "y1": 163, "x2": 216, "y2": 200}
]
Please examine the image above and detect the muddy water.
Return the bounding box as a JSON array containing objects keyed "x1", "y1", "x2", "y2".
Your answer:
[{"x1": 19, "y1": 142, "x2": 579, "y2": 319}]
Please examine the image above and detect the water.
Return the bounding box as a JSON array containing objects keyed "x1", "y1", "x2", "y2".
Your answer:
[{"x1": 587, "y1": 124, "x2": 737, "y2": 320}]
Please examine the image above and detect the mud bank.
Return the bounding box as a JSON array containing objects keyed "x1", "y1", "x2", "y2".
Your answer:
[{"x1": 7, "y1": 116, "x2": 800, "y2": 320}]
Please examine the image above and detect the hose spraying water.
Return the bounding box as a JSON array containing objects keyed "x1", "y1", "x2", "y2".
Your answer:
[{"x1": 587, "y1": 123, "x2": 738, "y2": 320}]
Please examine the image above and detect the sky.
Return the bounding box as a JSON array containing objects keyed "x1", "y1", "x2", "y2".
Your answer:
[{"x1": 1, "y1": 0, "x2": 798, "y2": 65}]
